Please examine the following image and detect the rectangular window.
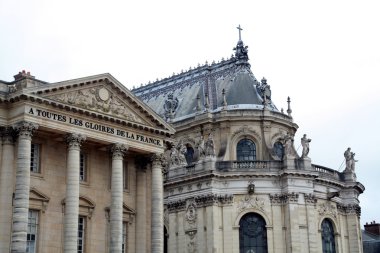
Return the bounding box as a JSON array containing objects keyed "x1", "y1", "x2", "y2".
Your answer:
[
  {"x1": 27, "y1": 210, "x2": 39, "y2": 253},
  {"x1": 80, "y1": 153, "x2": 87, "y2": 182},
  {"x1": 78, "y1": 216, "x2": 86, "y2": 253},
  {"x1": 30, "y1": 143, "x2": 40, "y2": 173},
  {"x1": 122, "y1": 222, "x2": 128, "y2": 253},
  {"x1": 123, "y1": 161, "x2": 128, "y2": 190}
]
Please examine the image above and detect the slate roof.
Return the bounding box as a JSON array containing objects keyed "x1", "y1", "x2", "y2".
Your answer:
[{"x1": 132, "y1": 39, "x2": 279, "y2": 122}]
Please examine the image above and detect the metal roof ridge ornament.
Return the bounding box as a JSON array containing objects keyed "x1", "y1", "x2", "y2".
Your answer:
[{"x1": 233, "y1": 24, "x2": 250, "y2": 66}]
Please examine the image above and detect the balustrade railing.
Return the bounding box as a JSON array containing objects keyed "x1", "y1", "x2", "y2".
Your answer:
[{"x1": 217, "y1": 160, "x2": 282, "y2": 171}]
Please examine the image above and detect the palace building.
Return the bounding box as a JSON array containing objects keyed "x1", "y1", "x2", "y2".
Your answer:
[
  {"x1": 0, "y1": 31, "x2": 365, "y2": 253},
  {"x1": 0, "y1": 72, "x2": 174, "y2": 253}
]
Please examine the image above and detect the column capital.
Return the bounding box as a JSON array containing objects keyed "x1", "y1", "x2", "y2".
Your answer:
[
  {"x1": 65, "y1": 133, "x2": 86, "y2": 150},
  {"x1": 13, "y1": 121, "x2": 39, "y2": 140},
  {"x1": 0, "y1": 126, "x2": 17, "y2": 144},
  {"x1": 151, "y1": 153, "x2": 167, "y2": 168},
  {"x1": 110, "y1": 143, "x2": 128, "y2": 159}
]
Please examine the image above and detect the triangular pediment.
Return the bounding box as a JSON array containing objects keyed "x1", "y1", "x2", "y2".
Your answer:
[
  {"x1": 25, "y1": 73, "x2": 175, "y2": 134},
  {"x1": 29, "y1": 187, "x2": 50, "y2": 202}
]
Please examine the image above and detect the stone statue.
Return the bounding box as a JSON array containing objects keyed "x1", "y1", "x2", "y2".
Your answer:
[
  {"x1": 196, "y1": 136, "x2": 205, "y2": 159},
  {"x1": 283, "y1": 133, "x2": 294, "y2": 157},
  {"x1": 204, "y1": 133, "x2": 215, "y2": 157},
  {"x1": 301, "y1": 134, "x2": 311, "y2": 158},
  {"x1": 169, "y1": 141, "x2": 187, "y2": 167},
  {"x1": 344, "y1": 147, "x2": 358, "y2": 172}
]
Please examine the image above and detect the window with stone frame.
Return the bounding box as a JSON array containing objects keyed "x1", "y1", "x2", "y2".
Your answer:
[
  {"x1": 239, "y1": 213, "x2": 267, "y2": 253},
  {"x1": 273, "y1": 141, "x2": 284, "y2": 160},
  {"x1": 321, "y1": 219, "x2": 336, "y2": 253},
  {"x1": 79, "y1": 152, "x2": 87, "y2": 182},
  {"x1": 184, "y1": 145, "x2": 194, "y2": 165},
  {"x1": 27, "y1": 209, "x2": 39, "y2": 253},
  {"x1": 123, "y1": 161, "x2": 128, "y2": 190},
  {"x1": 237, "y1": 138, "x2": 256, "y2": 161},
  {"x1": 122, "y1": 221, "x2": 128, "y2": 253},
  {"x1": 30, "y1": 143, "x2": 40, "y2": 173},
  {"x1": 78, "y1": 216, "x2": 86, "y2": 253}
]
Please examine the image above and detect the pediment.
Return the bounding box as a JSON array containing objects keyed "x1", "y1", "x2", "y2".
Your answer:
[
  {"x1": 44, "y1": 84, "x2": 151, "y2": 126},
  {"x1": 26, "y1": 73, "x2": 175, "y2": 134},
  {"x1": 29, "y1": 187, "x2": 50, "y2": 203}
]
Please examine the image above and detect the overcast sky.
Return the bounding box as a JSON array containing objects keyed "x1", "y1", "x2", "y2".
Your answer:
[{"x1": 1, "y1": 0, "x2": 379, "y2": 227}]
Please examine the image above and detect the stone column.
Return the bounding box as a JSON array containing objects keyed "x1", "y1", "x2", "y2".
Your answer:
[
  {"x1": 11, "y1": 121, "x2": 38, "y2": 253},
  {"x1": 64, "y1": 133, "x2": 86, "y2": 253},
  {"x1": 151, "y1": 154, "x2": 164, "y2": 253},
  {"x1": 110, "y1": 143, "x2": 127, "y2": 253},
  {"x1": 135, "y1": 159, "x2": 147, "y2": 253},
  {"x1": 0, "y1": 127, "x2": 16, "y2": 252}
]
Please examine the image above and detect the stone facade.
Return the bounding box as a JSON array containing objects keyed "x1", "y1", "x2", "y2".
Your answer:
[{"x1": 0, "y1": 72, "x2": 174, "y2": 253}]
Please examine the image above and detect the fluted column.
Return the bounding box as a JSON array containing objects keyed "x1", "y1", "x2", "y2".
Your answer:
[
  {"x1": 64, "y1": 133, "x2": 86, "y2": 253},
  {"x1": 151, "y1": 154, "x2": 164, "y2": 253},
  {"x1": 0, "y1": 127, "x2": 16, "y2": 252},
  {"x1": 11, "y1": 121, "x2": 38, "y2": 253},
  {"x1": 110, "y1": 143, "x2": 128, "y2": 253}
]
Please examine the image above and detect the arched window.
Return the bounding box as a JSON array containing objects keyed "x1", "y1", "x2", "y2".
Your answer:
[
  {"x1": 321, "y1": 219, "x2": 336, "y2": 253},
  {"x1": 273, "y1": 141, "x2": 284, "y2": 160},
  {"x1": 185, "y1": 145, "x2": 194, "y2": 165},
  {"x1": 237, "y1": 138, "x2": 256, "y2": 161},
  {"x1": 164, "y1": 226, "x2": 169, "y2": 253},
  {"x1": 239, "y1": 213, "x2": 267, "y2": 253}
]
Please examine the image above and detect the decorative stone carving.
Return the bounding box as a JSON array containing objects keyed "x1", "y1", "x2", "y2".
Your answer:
[
  {"x1": 236, "y1": 195, "x2": 265, "y2": 213},
  {"x1": 318, "y1": 203, "x2": 337, "y2": 218},
  {"x1": 65, "y1": 133, "x2": 86, "y2": 149},
  {"x1": 204, "y1": 133, "x2": 215, "y2": 157},
  {"x1": 337, "y1": 204, "x2": 361, "y2": 216},
  {"x1": 186, "y1": 230, "x2": 197, "y2": 253},
  {"x1": 195, "y1": 193, "x2": 233, "y2": 208},
  {"x1": 48, "y1": 87, "x2": 139, "y2": 122},
  {"x1": 167, "y1": 199, "x2": 186, "y2": 212},
  {"x1": 257, "y1": 77, "x2": 272, "y2": 102},
  {"x1": 304, "y1": 193, "x2": 317, "y2": 205},
  {"x1": 344, "y1": 147, "x2": 358, "y2": 172},
  {"x1": 269, "y1": 192, "x2": 299, "y2": 204},
  {"x1": 231, "y1": 125, "x2": 261, "y2": 142},
  {"x1": 195, "y1": 136, "x2": 205, "y2": 159},
  {"x1": 110, "y1": 143, "x2": 128, "y2": 159},
  {"x1": 0, "y1": 126, "x2": 16, "y2": 144},
  {"x1": 301, "y1": 134, "x2": 311, "y2": 158},
  {"x1": 164, "y1": 93, "x2": 179, "y2": 120},
  {"x1": 13, "y1": 121, "x2": 39, "y2": 139},
  {"x1": 169, "y1": 141, "x2": 187, "y2": 167},
  {"x1": 283, "y1": 133, "x2": 297, "y2": 157},
  {"x1": 185, "y1": 199, "x2": 197, "y2": 225}
]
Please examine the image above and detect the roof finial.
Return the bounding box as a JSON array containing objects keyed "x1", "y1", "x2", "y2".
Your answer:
[
  {"x1": 287, "y1": 96, "x2": 292, "y2": 117},
  {"x1": 237, "y1": 24, "x2": 243, "y2": 41}
]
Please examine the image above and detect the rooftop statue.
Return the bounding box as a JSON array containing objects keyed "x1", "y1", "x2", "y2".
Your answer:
[
  {"x1": 344, "y1": 147, "x2": 358, "y2": 172},
  {"x1": 301, "y1": 134, "x2": 311, "y2": 158}
]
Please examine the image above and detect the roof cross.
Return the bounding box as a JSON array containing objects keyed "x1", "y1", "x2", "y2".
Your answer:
[{"x1": 237, "y1": 24, "x2": 243, "y2": 41}]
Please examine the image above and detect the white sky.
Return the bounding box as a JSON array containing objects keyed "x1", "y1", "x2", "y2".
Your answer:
[{"x1": 1, "y1": 0, "x2": 379, "y2": 227}]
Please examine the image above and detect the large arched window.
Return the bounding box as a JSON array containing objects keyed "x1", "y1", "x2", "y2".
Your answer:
[
  {"x1": 239, "y1": 213, "x2": 267, "y2": 253},
  {"x1": 237, "y1": 138, "x2": 256, "y2": 161},
  {"x1": 321, "y1": 219, "x2": 336, "y2": 253}
]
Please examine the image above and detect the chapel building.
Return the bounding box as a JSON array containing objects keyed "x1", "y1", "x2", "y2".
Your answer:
[{"x1": 133, "y1": 33, "x2": 365, "y2": 253}]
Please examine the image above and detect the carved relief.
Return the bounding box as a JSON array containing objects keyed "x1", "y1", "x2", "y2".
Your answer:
[
  {"x1": 185, "y1": 199, "x2": 197, "y2": 225},
  {"x1": 269, "y1": 192, "x2": 299, "y2": 204},
  {"x1": 318, "y1": 203, "x2": 337, "y2": 218},
  {"x1": 48, "y1": 87, "x2": 141, "y2": 122},
  {"x1": 231, "y1": 125, "x2": 261, "y2": 142},
  {"x1": 337, "y1": 204, "x2": 361, "y2": 216},
  {"x1": 304, "y1": 193, "x2": 317, "y2": 205},
  {"x1": 236, "y1": 195, "x2": 265, "y2": 213}
]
